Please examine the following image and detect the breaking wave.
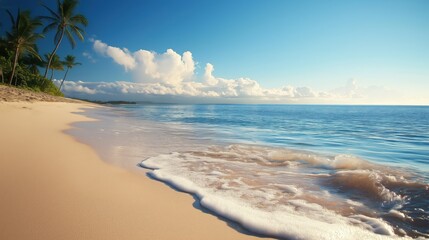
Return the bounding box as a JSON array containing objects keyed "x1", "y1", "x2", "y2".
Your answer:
[{"x1": 141, "y1": 144, "x2": 429, "y2": 239}]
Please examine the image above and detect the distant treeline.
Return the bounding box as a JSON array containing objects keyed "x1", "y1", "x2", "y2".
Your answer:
[{"x1": 76, "y1": 99, "x2": 137, "y2": 105}]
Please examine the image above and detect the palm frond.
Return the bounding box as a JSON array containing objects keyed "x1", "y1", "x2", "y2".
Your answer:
[
  {"x1": 57, "y1": 0, "x2": 62, "y2": 15},
  {"x1": 69, "y1": 25, "x2": 84, "y2": 41},
  {"x1": 42, "y1": 22, "x2": 58, "y2": 34},
  {"x1": 63, "y1": 0, "x2": 79, "y2": 17},
  {"x1": 54, "y1": 28, "x2": 63, "y2": 45},
  {"x1": 25, "y1": 45, "x2": 41, "y2": 61},
  {"x1": 40, "y1": 3, "x2": 60, "y2": 19},
  {"x1": 64, "y1": 28, "x2": 76, "y2": 48},
  {"x1": 40, "y1": 0, "x2": 87, "y2": 64},
  {"x1": 5, "y1": 32, "x2": 13, "y2": 41},
  {"x1": 6, "y1": 9, "x2": 16, "y2": 27},
  {"x1": 70, "y1": 14, "x2": 88, "y2": 26},
  {"x1": 39, "y1": 15, "x2": 58, "y2": 22},
  {"x1": 28, "y1": 33, "x2": 45, "y2": 42},
  {"x1": 62, "y1": 55, "x2": 81, "y2": 69}
]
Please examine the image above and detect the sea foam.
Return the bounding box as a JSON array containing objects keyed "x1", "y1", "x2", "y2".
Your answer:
[{"x1": 141, "y1": 144, "x2": 428, "y2": 239}]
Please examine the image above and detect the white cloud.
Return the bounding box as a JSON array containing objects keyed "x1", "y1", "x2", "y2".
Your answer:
[
  {"x1": 132, "y1": 49, "x2": 195, "y2": 84},
  {"x1": 56, "y1": 77, "x2": 427, "y2": 105},
  {"x1": 61, "y1": 80, "x2": 97, "y2": 95},
  {"x1": 93, "y1": 40, "x2": 136, "y2": 71},
  {"x1": 204, "y1": 63, "x2": 218, "y2": 86},
  {"x1": 81, "y1": 39, "x2": 427, "y2": 104},
  {"x1": 94, "y1": 40, "x2": 195, "y2": 84},
  {"x1": 56, "y1": 78, "x2": 316, "y2": 101},
  {"x1": 82, "y1": 51, "x2": 96, "y2": 63},
  {"x1": 90, "y1": 40, "x2": 325, "y2": 100}
]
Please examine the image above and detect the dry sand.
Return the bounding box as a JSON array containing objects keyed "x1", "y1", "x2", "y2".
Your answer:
[
  {"x1": 0, "y1": 85, "x2": 81, "y2": 103},
  {"x1": 0, "y1": 93, "x2": 261, "y2": 239}
]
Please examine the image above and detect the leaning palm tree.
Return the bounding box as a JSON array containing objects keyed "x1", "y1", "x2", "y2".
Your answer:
[
  {"x1": 44, "y1": 53, "x2": 64, "y2": 81},
  {"x1": 5, "y1": 9, "x2": 43, "y2": 85},
  {"x1": 40, "y1": 0, "x2": 88, "y2": 78},
  {"x1": 59, "y1": 54, "x2": 80, "y2": 90}
]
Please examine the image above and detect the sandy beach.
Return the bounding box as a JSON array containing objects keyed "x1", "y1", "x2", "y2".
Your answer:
[
  {"x1": 1, "y1": 0, "x2": 427, "y2": 238},
  {"x1": 0, "y1": 88, "x2": 260, "y2": 239}
]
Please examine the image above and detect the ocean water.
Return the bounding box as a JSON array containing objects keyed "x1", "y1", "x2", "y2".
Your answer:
[{"x1": 74, "y1": 104, "x2": 429, "y2": 239}]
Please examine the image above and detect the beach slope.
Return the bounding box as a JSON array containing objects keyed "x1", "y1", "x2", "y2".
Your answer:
[{"x1": 0, "y1": 100, "x2": 259, "y2": 239}]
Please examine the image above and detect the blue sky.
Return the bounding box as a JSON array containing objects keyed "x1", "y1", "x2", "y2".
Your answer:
[{"x1": 2, "y1": 0, "x2": 429, "y2": 104}]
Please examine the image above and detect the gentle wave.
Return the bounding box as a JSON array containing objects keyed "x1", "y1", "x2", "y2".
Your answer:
[{"x1": 141, "y1": 144, "x2": 429, "y2": 239}]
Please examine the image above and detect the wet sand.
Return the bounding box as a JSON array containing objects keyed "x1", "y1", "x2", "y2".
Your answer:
[{"x1": 0, "y1": 93, "x2": 261, "y2": 239}]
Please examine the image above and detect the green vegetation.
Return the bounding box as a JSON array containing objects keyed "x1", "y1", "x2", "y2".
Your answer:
[
  {"x1": 44, "y1": 53, "x2": 64, "y2": 81},
  {"x1": 60, "y1": 55, "x2": 81, "y2": 90},
  {"x1": 0, "y1": 0, "x2": 87, "y2": 97},
  {"x1": 40, "y1": 0, "x2": 88, "y2": 79},
  {"x1": 5, "y1": 9, "x2": 43, "y2": 85}
]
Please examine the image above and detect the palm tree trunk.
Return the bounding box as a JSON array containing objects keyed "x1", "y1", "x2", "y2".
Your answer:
[
  {"x1": 43, "y1": 28, "x2": 65, "y2": 78},
  {"x1": 50, "y1": 69, "x2": 54, "y2": 81},
  {"x1": 9, "y1": 47, "x2": 20, "y2": 85},
  {"x1": 59, "y1": 67, "x2": 70, "y2": 91}
]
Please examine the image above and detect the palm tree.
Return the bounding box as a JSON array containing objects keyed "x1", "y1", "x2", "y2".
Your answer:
[
  {"x1": 21, "y1": 53, "x2": 44, "y2": 74},
  {"x1": 5, "y1": 9, "x2": 43, "y2": 85},
  {"x1": 44, "y1": 53, "x2": 64, "y2": 81},
  {"x1": 40, "y1": 0, "x2": 88, "y2": 78},
  {"x1": 59, "y1": 54, "x2": 80, "y2": 90}
]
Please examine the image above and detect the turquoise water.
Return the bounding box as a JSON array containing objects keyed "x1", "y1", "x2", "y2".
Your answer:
[
  {"x1": 78, "y1": 104, "x2": 429, "y2": 239},
  {"x1": 124, "y1": 104, "x2": 429, "y2": 171}
]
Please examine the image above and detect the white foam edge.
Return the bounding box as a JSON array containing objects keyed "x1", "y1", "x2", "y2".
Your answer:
[{"x1": 141, "y1": 156, "x2": 401, "y2": 240}]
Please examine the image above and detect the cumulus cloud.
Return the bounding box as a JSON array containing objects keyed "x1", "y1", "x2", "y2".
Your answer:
[
  {"x1": 91, "y1": 40, "x2": 312, "y2": 100},
  {"x1": 56, "y1": 79, "x2": 320, "y2": 103},
  {"x1": 93, "y1": 40, "x2": 194, "y2": 84},
  {"x1": 132, "y1": 49, "x2": 195, "y2": 84},
  {"x1": 93, "y1": 40, "x2": 136, "y2": 71},
  {"x1": 204, "y1": 63, "x2": 218, "y2": 86},
  {"x1": 61, "y1": 80, "x2": 97, "y2": 95},
  {"x1": 75, "y1": 39, "x2": 422, "y2": 104},
  {"x1": 90, "y1": 40, "x2": 330, "y2": 101},
  {"x1": 57, "y1": 77, "x2": 422, "y2": 104}
]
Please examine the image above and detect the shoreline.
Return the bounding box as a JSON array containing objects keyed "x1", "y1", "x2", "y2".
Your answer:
[{"x1": 0, "y1": 101, "x2": 262, "y2": 240}]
